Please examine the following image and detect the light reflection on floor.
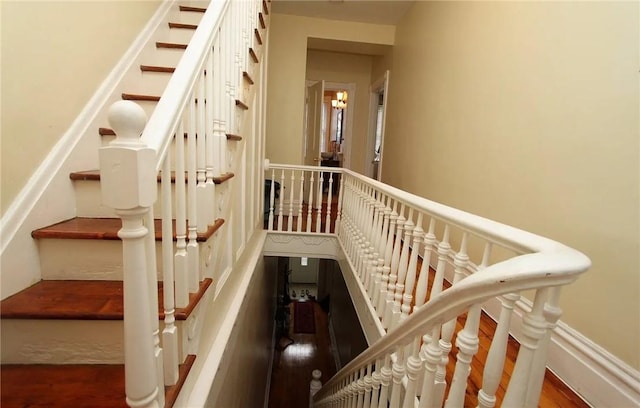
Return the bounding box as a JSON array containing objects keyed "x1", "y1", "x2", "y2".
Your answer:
[{"x1": 282, "y1": 342, "x2": 316, "y2": 360}]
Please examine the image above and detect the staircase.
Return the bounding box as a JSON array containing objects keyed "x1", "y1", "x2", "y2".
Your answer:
[{"x1": 0, "y1": 1, "x2": 270, "y2": 407}]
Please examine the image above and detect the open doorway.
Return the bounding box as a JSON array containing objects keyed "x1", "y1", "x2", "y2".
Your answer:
[
  {"x1": 366, "y1": 71, "x2": 389, "y2": 181},
  {"x1": 305, "y1": 81, "x2": 355, "y2": 171}
]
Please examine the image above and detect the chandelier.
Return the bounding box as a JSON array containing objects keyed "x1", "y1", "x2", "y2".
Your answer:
[{"x1": 331, "y1": 91, "x2": 347, "y2": 110}]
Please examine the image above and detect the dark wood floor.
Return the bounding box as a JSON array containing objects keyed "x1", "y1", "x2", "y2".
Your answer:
[{"x1": 267, "y1": 300, "x2": 589, "y2": 408}]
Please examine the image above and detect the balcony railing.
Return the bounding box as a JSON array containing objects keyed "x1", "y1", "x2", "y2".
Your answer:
[{"x1": 265, "y1": 162, "x2": 590, "y2": 408}]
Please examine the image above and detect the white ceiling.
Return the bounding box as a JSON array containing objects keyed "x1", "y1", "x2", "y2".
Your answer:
[{"x1": 271, "y1": 0, "x2": 414, "y2": 26}]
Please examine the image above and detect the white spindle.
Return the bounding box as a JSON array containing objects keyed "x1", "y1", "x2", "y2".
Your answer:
[
  {"x1": 161, "y1": 156, "x2": 179, "y2": 386},
  {"x1": 205, "y1": 50, "x2": 216, "y2": 226},
  {"x1": 325, "y1": 172, "x2": 334, "y2": 233},
  {"x1": 401, "y1": 212, "x2": 423, "y2": 321},
  {"x1": 196, "y1": 72, "x2": 207, "y2": 233},
  {"x1": 143, "y1": 209, "x2": 164, "y2": 408},
  {"x1": 503, "y1": 288, "x2": 550, "y2": 406},
  {"x1": 288, "y1": 170, "x2": 295, "y2": 232},
  {"x1": 297, "y1": 171, "x2": 305, "y2": 232},
  {"x1": 174, "y1": 117, "x2": 189, "y2": 308},
  {"x1": 188, "y1": 94, "x2": 200, "y2": 293},
  {"x1": 307, "y1": 171, "x2": 315, "y2": 233},
  {"x1": 402, "y1": 337, "x2": 422, "y2": 408},
  {"x1": 310, "y1": 369, "x2": 323, "y2": 408},
  {"x1": 316, "y1": 170, "x2": 324, "y2": 232},
  {"x1": 389, "y1": 348, "x2": 405, "y2": 408},
  {"x1": 277, "y1": 169, "x2": 285, "y2": 231},
  {"x1": 268, "y1": 169, "x2": 275, "y2": 230}
]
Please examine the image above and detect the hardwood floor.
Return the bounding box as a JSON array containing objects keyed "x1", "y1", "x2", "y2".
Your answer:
[
  {"x1": 268, "y1": 301, "x2": 337, "y2": 408},
  {"x1": 266, "y1": 294, "x2": 589, "y2": 408}
]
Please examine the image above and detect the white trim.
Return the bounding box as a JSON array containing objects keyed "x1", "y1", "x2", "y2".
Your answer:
[
  {"x1": 263, "y1": 323, "x2": 277, "y2": 408},
  {"x1": 0, "y1": 0, "x2": 173, "y2": 255},
  {"x1": 431, "y1": 255, "x2": 640, "y2": 408}
]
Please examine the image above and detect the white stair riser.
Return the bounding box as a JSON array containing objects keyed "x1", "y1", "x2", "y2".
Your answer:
[
  {"x1": 1, "y1": 318, "x2": 193, "y2": 364},
  {"x1": 73, "y1": 180, "x2": 179, "y2": 219},
  {"x1": 38, "y1": 235, "x2": 218, "y2": 282}
]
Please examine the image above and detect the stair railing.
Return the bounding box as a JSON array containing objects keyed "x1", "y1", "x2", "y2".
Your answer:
[
  {"x1": 100, "y1": 0, "x2": 266, "y2": 407},
  {"x1": 265, "y1": 164, "x2": 590, "y2": 407}
]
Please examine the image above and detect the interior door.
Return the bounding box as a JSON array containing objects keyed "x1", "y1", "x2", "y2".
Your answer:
[
  {"x1": 304, "y1": 80, "x2": 324, "y2": 167},
  {"x1": 303, "y1": 80, "x2": 324, "y2": 204}
]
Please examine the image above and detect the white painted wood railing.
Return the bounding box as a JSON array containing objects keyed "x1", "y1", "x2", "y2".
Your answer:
[
  {"x1": 265, "y1": 163, "x2": 590, "y2": 408},
  {"x1": 99, "y1": 1, "x2": 267, "y2": 406}
]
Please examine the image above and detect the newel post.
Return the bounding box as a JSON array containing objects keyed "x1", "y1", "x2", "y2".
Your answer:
[
  {"x1": 99, "y1": 101, "x2": 161, "y2": 408},
  {"x1": 309, "y1": 369, "x2": 322, "y2": 407}
]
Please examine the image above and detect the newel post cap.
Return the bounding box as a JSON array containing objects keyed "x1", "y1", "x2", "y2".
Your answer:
[{"x1": 99, "y1": 101, "x2": 157, "y2": 210}]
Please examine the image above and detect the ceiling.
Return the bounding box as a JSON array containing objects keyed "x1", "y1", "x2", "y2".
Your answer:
[{"x1": 271, "y1": 0, "x2": 414, "y2": 26}]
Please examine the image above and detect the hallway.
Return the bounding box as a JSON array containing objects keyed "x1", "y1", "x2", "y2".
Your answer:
[{"x1": 268, "y1": 300, "x2": 337, "y2": 408}]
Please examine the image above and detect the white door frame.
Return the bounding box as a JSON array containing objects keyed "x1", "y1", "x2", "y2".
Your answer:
[
  {"x1": 306, "y1": 80, "x2": 356, "y2": 170},
  {"x1": 366, "y1": 71, "x2": 389, "y2": 180}
]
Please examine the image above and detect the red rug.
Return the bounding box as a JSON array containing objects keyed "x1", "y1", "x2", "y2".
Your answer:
[{"x1": 293, "y1": 301, "x2": 316, "y2": 334}]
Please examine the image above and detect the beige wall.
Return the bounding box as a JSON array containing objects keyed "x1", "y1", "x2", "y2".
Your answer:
[
  {"x1": 381, "y1": 1, "x2": 639, "y2": 369},
  {"x1": 206, "y1": 256, "x2": 276, "y2": 406},
  {"x1": 265, "y1": 13, "x2": 394, "y2": 166},
  {"x1": 306, "y1": 50, "x2": 373, "y2": 173},
  {"x1": 0, "y1": 0, "x2": 160, "y2": 214}
]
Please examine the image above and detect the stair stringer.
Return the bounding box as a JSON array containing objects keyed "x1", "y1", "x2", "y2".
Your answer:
[{"x1": 0, "y1": 0, "x2": 196, "y2": 300}]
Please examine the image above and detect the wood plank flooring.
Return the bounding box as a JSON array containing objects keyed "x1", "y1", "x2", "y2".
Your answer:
[{"x1": 267, "y1": 287, "x2": 589, "y2": 408}]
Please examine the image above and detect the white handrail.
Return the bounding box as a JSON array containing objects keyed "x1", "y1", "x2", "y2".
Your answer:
[{"x1": 141, "y1": 0, "x2": 229, "y2": 169}]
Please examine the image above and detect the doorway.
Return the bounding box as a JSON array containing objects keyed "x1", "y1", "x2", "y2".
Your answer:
[{"x1": 366, "y1": 71, "x2": 389, "y2": 181}]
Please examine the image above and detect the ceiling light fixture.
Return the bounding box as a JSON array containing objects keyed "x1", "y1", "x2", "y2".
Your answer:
[{"x1": 331, "y1": 91, "x2": 347, "y2": 110}]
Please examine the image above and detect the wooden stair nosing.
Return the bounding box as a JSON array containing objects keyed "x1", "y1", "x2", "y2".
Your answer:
[
  {"x1": 254, "y1": 28, "x2": 263, "y2": 45},
  {"x1": 226, "y1": 133, "x2": 243, "y2": 141},
  {"x1": 179, "y1": 5, "x2": 206, "y2": 13},
  {"x1": 235, "y1": 99, "x2": 249, "y2": 110},
  {"x1": 0, "y1": 355, "x2": 195, "y2": 408},
  {"x1": 71, "y1": 170, "x2": 234, "y2": 184},
  {"x1": 168, "y1": 22, "x2": 198, "y2": 30},
  {"x1": 156, "y1": 42, "x2": 188, "y2": 50},
  {"x1": 31, "y1": 217, "x2": 224, "y2": 243},
  {"x1": 213, "y1": 172, "x2": 235, "y2": 185},
  {"x1": 259, "y1": 13, "x2": 266, "y2": 29},
  {"x1": 122, "y1": 93, "x2": 161, "y2": 102},
  {"x1": 243, "y1": 71, "x2": 254, "y2": 85},
  {"x1": 99, "y1": 127, "x2": 116, "y2": 136},
  {"x1": 140, "y1": 65, "x2": 176, "y2": 73},
  {"x1": 262, "y1": 0, "x2": 269, "y2": 15},
  {"x1": 0, "y1": 279, "x2": 212, "y2": 321},
  {"x1": 249, "y1": 48, "x2": 259, "y2": 64}
]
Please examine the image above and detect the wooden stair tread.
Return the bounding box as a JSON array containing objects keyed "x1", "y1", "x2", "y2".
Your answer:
[
  {"x1": 31, "y1": 217, "x2": 224, "y2": 242},
  {"x1": 122, "y1": 93, "x2": 160, "y2": 102},
  {"x1": 0, "y1": 355, "x2": 195, "y2": 408},
  {"x1": 262, "y1": 0, "x2": 269, "y2": 15},
  {"x1": 141, "y1": 65, "x2": 175, "y2": 73},
  {"x1": 156, "y1": 42, "x2": 188, "y2": 49},
  {"x1": 70, "y1": 170, "x2": 234, "y2": 185},
  {"x1": 259, "y1": 12, "x2": 266, "y2": 29},
  {"x1": 168, "y1": 22, "x2": 197, "y2": 29},
  {"x1": 0, "y1": 279, "x2": 212, "y2": 321},
  {"x1": 98, "y1": 127, "x2": 116, "y2": 136},
  {"x1": 226, "y1": 133, "x2": 243, "y2": 141}
]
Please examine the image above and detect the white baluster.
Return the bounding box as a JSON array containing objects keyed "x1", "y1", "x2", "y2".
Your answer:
[
  {"x1": 402, "y1": 337, "x2": 422, "y2": 408},
  {"x1": 401, "y1": 213, "x2": 423, "y2": 321},
  {"x1": 524, "y1": 287, "x2": 562, "y2": 408},
  {"x1": 378, "y1": 355, "x2": 392, "y2": 407},
  {"x1": 325, "y1": 172, "x2": 334, "y2": 233},
  {"x1": 384, "y1": 205, "x2": 405, "y2": 328},
  {"x1": 143, "y1": 209, "x2": 164, "y2": 408},
  {"x1": 277, "y1": 169, "x2": 285, "y2": 231},
  {"x1": 418, "y1": 326, "x2": 443, "y2": 408},
  {"x1": 393, "y1": 208, "x2": 414, "y2": 328},
  {"x1": 503, "y1": 288, "x2": 550, "y2": 406},
  {"x1": 389, "y1": 348, "x2": 405, "y2": 408},
  {"x1": 369, "y1": 360, "x2": 381, "y2": 408},
  {"x1": 297, "y1": 171, "x2": 305, "y2": 232},
  {"x1": 174, "y1": 117, "x2": 189, "y2": 308},
  {"x1": 363, "y1": 364, "x2": 373, "y2": 408},
  {"x1": 310, "y1": 369, "x2": 322, "y2": 408},
  {"x1": 161, "y1": 157, "x2": 179, "y2": 386},
  {"x1": 288, "y1": 170, "x2": 295, "y2": 232},
  {"x1": 196, "y1": 72, "x2": 207, "y2": 233},
  {"x1": 99, "y1": 101, "x2": 160, "y2": 408},
  {"x1": 205, "y1": 49, "x2": 216, "y2": 226},
  {"x1": 188, "y1": 94, "x2": 199, "y2": 293},
  {"x1": 307, "y1": 171, "x2": 315, "y2": 233},
  {"x1": 316, "y1": 170, "x2": 323, "y2": 232},
  {"x1": 268, "y1": 169, "x2": 275, "y2": 230},
  {"x1": 334, "y1": 172, "x2": 344, "y2": 233},
  {"x1": 433, "y1": 225, "x2": 452, "y2": 405}
]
